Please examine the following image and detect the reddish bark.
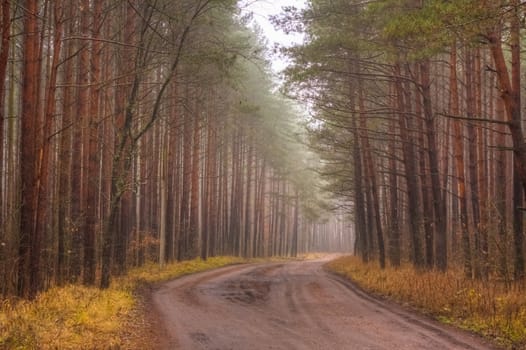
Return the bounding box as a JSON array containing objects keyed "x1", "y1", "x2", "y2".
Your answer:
[
  {"x1": 450, "y1": 44, "x2": 472, "y2": 277},
  {"x1": 487, "y1": 7, "x2": 525, "y2": 279},
  {"x1": 18, "y1": 0, "x2": 40, "y2": 298},
  {"x1": 394, "y1": 64, "x2": 423, "y2": 268},
  {"x1": 84, "y1": 0, "x2": 103, "y2": 285}
]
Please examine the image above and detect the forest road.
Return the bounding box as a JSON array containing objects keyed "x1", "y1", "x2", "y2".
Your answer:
[{"x1": 152, "y1": 256, "x2": 498, "y2": 350}]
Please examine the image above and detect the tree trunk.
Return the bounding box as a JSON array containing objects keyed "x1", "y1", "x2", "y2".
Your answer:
[
  {"x1": 464, "y1": 49, "x2": 482, "y2": 278},
  {"x1": 488, "y1": 19, "x2": 526, "y2": 209},
  {"x1": 388, "y1": 94, "x2": 401, "y2": 267},
  {"x1": 84, "y1": 0, "x2": 103, "y2": 285},
  {"x1": 291, "y1": 190, "x2": 299, "y2": 257},
  {"x1": 0, "y1": 0, "x2": 10, "y2": 239},
  {"x1": 415, "y1": 66, "x2": 435, "y2": 269},
  {"x1": 254, "y1": 158, "x2": 266, "y2": 257},
  {"x1": 207, "y1": 111, "x2": 218, "y2": 258},
  {"x1": 34, "y1": 0, "x2": 64, "y2": 290},
  {"x1": 358, "y1": 79, "x2": 385, "y2": 268},
  {"x1": 351, "y1": 104, "x2": 368, "y2": 261},
  {"x1": 70, "y1": 0, "x2": 84, "y2": 282},
  {"x1": 189, "y1": 108, "x2": 200, "y2": 259},
  {"x1": 450, "y1": 44, "x2": 472, "y2": 278},
  {"x1": 420, "y1": 60, "x2": 447, "y2": 271},
  {"x1": 179, "y1": 91, "x2": 192, "y2": 260},
  {"x1": 57, "y1": 1, "x2": 76, "y2": 285},
  {"x1": 18, "y1": 0, "x2": 40, "y2": 298},
  {"x1": 495, "y1": 98, "x2": 508, "y2": 278},
  {"x1": 509, "y1": 2, "x2": 524, "y2": 280},
  {"x1": 159, "y1": 124, "x2": 168, "y2": 267},
  {"x1": 394, "y1": 63, "x2": 423, "y2": 268},
  {"x1": 243, "y1": 139, "x2": 254, "y2": 258}
]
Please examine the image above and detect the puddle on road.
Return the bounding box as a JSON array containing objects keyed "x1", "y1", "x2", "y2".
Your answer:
[{"x1": 221, "y1": 279, "x2": 271, "y2": 304}]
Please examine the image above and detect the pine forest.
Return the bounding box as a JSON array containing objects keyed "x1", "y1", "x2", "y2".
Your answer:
[
  {"x1": 2, "y1": 0, "x2": 526, "y2": 348},
  {"x1": 0, "y1": 0, "x2": 349, "y2": 299}
]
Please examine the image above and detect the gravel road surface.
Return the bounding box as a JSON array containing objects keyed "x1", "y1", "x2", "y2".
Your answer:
[{"x1": 152, "y1": 257, "x2": 497, "y2": 349}]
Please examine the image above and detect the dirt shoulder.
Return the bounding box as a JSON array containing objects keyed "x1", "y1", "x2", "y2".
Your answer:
[{"x1": 119, "y1": 283, "x2": 168, "y2": 350}]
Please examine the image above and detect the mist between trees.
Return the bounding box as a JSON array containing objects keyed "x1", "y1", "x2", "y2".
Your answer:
[
  {"x1": 277, "y1": 0, "x2": 526, "y2": 282},
  {"x1": 0, "y1": 0, "x2": 352, "y2": 300}
]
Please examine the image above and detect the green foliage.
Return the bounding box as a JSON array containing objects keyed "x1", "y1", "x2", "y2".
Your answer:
[
  {"x1": 222, "y1": 31, "x2": 331, "y2": 218},
  {"x1": 365, "y1": 0, "x2": 493, "y2": 59},
  {"x1": 278, "y1": 0, "x2": 509, "y2": 222}
]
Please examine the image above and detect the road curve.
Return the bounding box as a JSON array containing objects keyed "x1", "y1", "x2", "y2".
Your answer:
[{"x1": 152, "y1": 257, "x2": 498, "y2": 350}]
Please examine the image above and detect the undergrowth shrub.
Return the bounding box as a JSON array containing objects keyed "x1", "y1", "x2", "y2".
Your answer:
[{"x1": 326, "y1": 256, "x2": 526, "y2": 349}]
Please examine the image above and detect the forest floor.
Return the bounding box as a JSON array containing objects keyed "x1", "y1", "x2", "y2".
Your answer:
[{"x1": 146, "y1": 255, "x2": 498, "y2": 350}]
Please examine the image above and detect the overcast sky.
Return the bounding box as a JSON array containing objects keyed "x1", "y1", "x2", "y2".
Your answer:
[{"x1": 239, "y1": 0, "x2": 307, "y2": 72}]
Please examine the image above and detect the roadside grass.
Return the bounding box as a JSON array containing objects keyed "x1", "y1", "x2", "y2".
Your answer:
[
  {"x1": 326, "y1": 256, "x2": 526, "y2": 349},
  {"x1": 0, "y1": 256, "x2": 247, "y2": 349}
]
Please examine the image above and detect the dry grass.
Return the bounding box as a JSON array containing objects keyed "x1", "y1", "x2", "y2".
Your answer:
[
  {"x1": 326, "y1": 256, "x2": 526, "y2": 349},
  {"x1": 0, "y1": 285, "x2": 133, "y2": 349},
  {"x1": 0, "y1": 256, "x2": 247, "y2": 349},
  {"x1": 121, "y1": 256, "x2": 247, "y2": 285}
]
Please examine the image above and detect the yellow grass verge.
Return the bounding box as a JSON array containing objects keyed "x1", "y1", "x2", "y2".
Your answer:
[
  {"x1": 0, "y1": 256, "x2": 246, "y2": 349},
  {"x1": 326, "y1": 256, "x2": 526, "y2": 349}
]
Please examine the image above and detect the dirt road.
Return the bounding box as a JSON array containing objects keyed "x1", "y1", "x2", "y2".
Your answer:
[{"x1": 152, "y1": 257, "x2": 497, "y2": 349}]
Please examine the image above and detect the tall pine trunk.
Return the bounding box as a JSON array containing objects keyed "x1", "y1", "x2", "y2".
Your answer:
[
  {"x1": 450, "y1": 44, "x2": 472, "y2": 277},
  {"x1": 394, "y1": 64, "x2": 423, "y2": 268},
  {"x1": 18, "y1": 0, "x2": 40, "y2": 298}
]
